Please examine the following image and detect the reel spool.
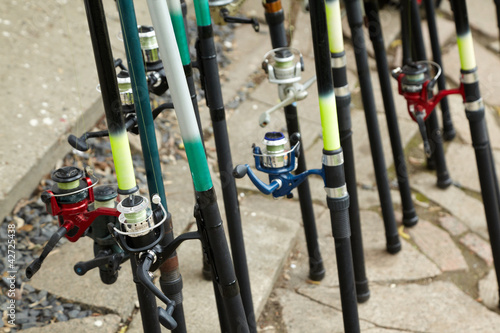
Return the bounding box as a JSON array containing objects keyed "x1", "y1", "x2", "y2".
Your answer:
[{"x1": 111, "y1": 194, "x2": 167, "y2": 253}]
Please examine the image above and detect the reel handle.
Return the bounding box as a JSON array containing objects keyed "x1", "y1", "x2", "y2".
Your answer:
[
  {"x1": 26, "y1": 226, "x2": 67, "y2": 279},
  {"x1": 68, "y1": 134, "x2": 90, "y2": 152},
  {"x1": 233, "y1": 164, "x2": 248, "y2": 178},
  {"x1": 158, "y1": 305, "x2": 177, "y2": 330}
]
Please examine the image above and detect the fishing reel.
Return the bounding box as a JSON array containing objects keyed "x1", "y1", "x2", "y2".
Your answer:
[
  {"x1": 234, "y1": 132, "x2": 323, "y2": 198},
  {"x1": 107, "y1": 193, "x2": 168, "y2": 254},
  {"x1": 138, "y1": 25, "x2": 169, "y2": 96},
  {"x1": 26, "y1": 166, "x2": 121, "y2": 279},
  {"x1": 260, "y1": 47, "x2": 316, "y2": 127},
  {"x1": 392, "y1": 61, "x2": 464, "y2": 157},
  {"x1": 208, "y1": 0, "x2": 260, "y2": 31}
]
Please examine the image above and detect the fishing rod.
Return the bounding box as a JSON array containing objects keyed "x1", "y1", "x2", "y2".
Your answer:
[
  {"x1": 146, "y1": 0, "x2": 250, "y2": 331},
  {"x1": 324, "y1": 0, "x2": 369, "y2": 302},
  {"x1": 261, "y1": 0, "x2": 326, "y2": 283},
  {"x1": 362, "y1": 0, "x2": 418, "y2": 228},
  {"x1": 234, "y1": 0, "x2": 361, "y2": 329},
  {"x1": 344, "y1": 0, "x2": 401, "y2": 254},
  {"x1": 190, "y1": 0, "x2": 257, "y2": 330},
  {"x1": 399, "y1": 0, "x2": 452, "y2": 189},
  {"x1": 422, "y1": 0, "x2": 455, "y2": 141},
  {"x1": 396, "y1": 0, "x2": 500, "y2": 306}
]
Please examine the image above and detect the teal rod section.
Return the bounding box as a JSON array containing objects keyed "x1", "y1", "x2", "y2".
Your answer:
[
  {"x1": 193, "y1": 0, "x2": 212, "y2": 27},
  {"x1": 168, "y1": 0, "x2": 191, "y2": 65},
  {"x1": 116, "y1": 0, "x2": 168, "y2": 210}
]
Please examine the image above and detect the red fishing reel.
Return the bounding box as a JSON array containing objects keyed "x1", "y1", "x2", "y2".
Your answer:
[
  {"x1": 41, "y1": 166, "x2": 120, "y2": 242},
  {"x1": 392, "y1": 61, "x2": 464, "y2": 156}
]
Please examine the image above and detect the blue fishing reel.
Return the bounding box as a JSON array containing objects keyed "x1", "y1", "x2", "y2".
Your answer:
[{"x1": 233, "y1": 132, "x2": 324, "y2": 198}]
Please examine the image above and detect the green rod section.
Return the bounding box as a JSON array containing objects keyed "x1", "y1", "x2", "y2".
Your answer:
[
  {"x1": 193, "y1": 0, "x2": 212, "y2": 26},
  {"x1": 116, "y1": 0, "x2": 168, "y2": 209},
  {"x1": 169, "y1": 1, "x2": 191, "y2": 65}
]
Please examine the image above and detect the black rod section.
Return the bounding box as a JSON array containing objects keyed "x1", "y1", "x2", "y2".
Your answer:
[
  {"x1": 309, "y1": 0, "x2": 360, "y2": 330},
  {"x1": 263, "y1": 0, "x2": 325, "y2": 282},
  {"x1": 326, "y1": 0, "x2": 370, "y2": 302},
  {"x1": 196, "y1": 23, "x2": 256, "y2": 331},
  {"x1": 364, "y1": 0, "x2": 418, "y2": 227},
  {"x1": 344, "y1": 0, "x2": 401, "y2": 253},
  {"x1": 423, "y1": 0, "x2": 455, "y2": 141},
  {"x1": 196, "y1": 188, "x2": 250, "y2": 332},
  {"x1": 451, "y1": 0, "x2": 500, "y2": 307}
]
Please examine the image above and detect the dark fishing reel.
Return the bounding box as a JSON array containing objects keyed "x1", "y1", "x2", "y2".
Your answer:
[
  {"x1": 392, "y1": 61, "x2": 464, "y2": 157},
  {"x1": 138, "y1": 25, "x2": 169, "y2": 96},
  {"x1": 208, "y1": 0, "x2": 260, "y2": 31},
  {"x1": 26, "y1": 166, "x2": 120, "y2": 279},
  {"x1": 234, "y1": 131, "x2": 323, "y2": 198}
]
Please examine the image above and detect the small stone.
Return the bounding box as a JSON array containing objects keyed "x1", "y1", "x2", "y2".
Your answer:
[
  {"x1": 55, "y1": 312, "x2": 69, "y2": 322},
  {"x1": 460, "y1": 233, "x2": 493, "y2": 266},
  {"x1": 479, "y1": 269, "x2": 499, "y2": 309},
  {"x1": 94, "y1": 319, "x2": 104, "y2": 327},
  {"x1": 439, "y1": 215, "x2": 468, "y2": 236}
]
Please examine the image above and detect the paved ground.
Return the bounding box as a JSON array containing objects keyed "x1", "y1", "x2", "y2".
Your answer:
[{"x1": 2, "y1": 0, "x2": 500, "y2": 332}]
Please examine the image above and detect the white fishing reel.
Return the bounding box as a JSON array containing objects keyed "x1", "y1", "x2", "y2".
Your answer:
[{"x1": 260, "y1": 47, "x2": 316, "y2": 127}]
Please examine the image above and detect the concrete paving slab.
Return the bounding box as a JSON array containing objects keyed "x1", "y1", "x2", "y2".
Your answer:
[
  {"x1": 411, "y1": 172, "x2": 489, "y2": 240},
  {"x1": 28, "y1": 237, "x2": 137, "y2": 320},
  {"x1": 438, "y1": 214, "x2": 468, "y2": 237},
  {"x1": 408, "y1": 219, "x2": 468, "y2": 272},
  {"x1": 479, "y1": 268, "x2": 499, "y2": 310},
  {"x1": 274, "y1": 287, "x2": 375, "y2": 333},
  {"x1": 22, "y1": 314, "x2": 122, "y2": 333},
  {"x1": 446, "y1": 141, "x2": 500, "y2": 193},
  {"x1": 460, "y1": 232, "x2": 494, "y2": 267},
  {"x1": 299, "y1": 281, "x2": 500, "y2": 333},
  {"x1": 283, "y1": 210, "x2": 440, "y2": 289}
]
